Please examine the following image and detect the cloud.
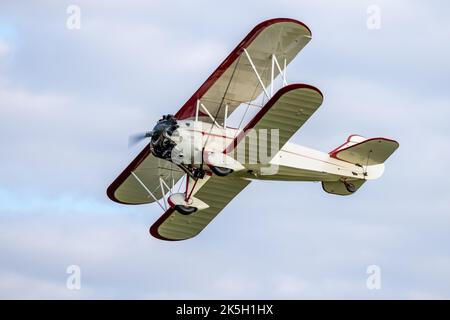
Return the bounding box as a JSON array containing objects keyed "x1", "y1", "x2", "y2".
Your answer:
[
  {"x1": 1, "y1": 0, "x2": 450, "y2": 299},
  {"x1": 0, "y1": 270, "x2": 89, "y2": 300},
  {"x1": 3, "y1": 175, "x2": 450, "y2": 299},
  {"x1": 0, "y1": 38, "x2": 9, "y2": 58}
]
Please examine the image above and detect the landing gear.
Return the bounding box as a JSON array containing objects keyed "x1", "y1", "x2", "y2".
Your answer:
[
  {"x1": 174, "y1": 205, "x2": 198, "y2": 215},
  {"x1": 210, "y1": 166, "x2": 233, "y2": 177},
  {"x1": 344, "y1": 181, "x2": 356, "y2": 193},
  {"x1": 192, "y1": 167, "x2": 206, "y2": 179}
]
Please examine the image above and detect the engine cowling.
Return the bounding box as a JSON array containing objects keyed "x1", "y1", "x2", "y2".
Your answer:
[
  {"x1": 149, "y1": 117, "x2": 244, "y2": 175},
  {"x1": 149, "y1": 115, "x2": 179, "y2": 160},
  {"x1": 149, "y1": 116, "x2": 203, "y2": 166}
]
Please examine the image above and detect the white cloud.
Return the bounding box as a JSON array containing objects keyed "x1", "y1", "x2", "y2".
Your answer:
[
  {"x1": 0, "y1": 270, "x2": 90, "y2": 300},
  {"x1": 0, "y1": 39, "x2": 9, "y2": 58},
  {"x1": 1, "y1": 0, "x2": 450, "y2": 299}
]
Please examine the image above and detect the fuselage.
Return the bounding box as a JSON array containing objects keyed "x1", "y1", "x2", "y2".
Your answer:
[{"x1": 165, "y1": 120, "x2": 384, "y2": 183}]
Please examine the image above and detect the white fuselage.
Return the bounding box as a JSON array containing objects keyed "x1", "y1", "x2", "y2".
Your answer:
[{"x1": 171, "y1": 120, "x2": 384, "y2": 183}]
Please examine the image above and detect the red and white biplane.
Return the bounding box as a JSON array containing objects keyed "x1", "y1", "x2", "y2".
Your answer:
[{"x1": 107, "y1": 18, "x2": 399, "y2": 241}]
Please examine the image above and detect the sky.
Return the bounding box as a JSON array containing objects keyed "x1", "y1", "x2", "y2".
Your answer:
[{"x1": 0, "y1": 0, "x2": 450, "y2": 299}]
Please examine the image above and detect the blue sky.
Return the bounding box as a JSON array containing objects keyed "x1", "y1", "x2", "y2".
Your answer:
[{"x1": 1, "y1": 0, "x2": 450, "y2": 299}]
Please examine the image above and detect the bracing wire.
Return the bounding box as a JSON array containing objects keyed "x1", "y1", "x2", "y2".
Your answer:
[
  {"x1": 235, "y1": 58, "x2": 271, "y2": 134},
  {"x1": 200, "y1": 54, "x2": 242, "y2": 168}
]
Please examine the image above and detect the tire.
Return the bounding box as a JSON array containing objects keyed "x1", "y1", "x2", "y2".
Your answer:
[
  {"x1": 210, "y1": 166, "x2": 233, "y2": 177},
  {"x1": 344, "y1": 182, "x2": 356, "y2": 193},
  {"x1": 174, "y1": 205, "x2": 197, "y2": 215}
]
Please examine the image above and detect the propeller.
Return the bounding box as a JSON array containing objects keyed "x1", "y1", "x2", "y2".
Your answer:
[{"x1": 128, "y1": 131, "x2": 153, "y2": 147}]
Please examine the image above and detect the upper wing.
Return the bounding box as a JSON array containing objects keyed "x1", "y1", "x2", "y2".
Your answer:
[
  {"x1": 107, "y1": 147, "x2": 184, "y2": 205},
  {"x1": 175, "y1": 18, "x2": 312, "y2": 124},
  {"x1": 225, "y1": 84, "x2": 323, "y2": 158},
  {"x1": 150, "y1": 176, "x2": 251, "y2": 241},
  {"x1": 108, "y1": 19, "x2": 310, "y2": 204}
]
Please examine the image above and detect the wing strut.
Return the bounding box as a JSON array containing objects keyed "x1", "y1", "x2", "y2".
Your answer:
[
  {"x1": 130, "y1": 171, "x2": 180, "y2": 211},
  {"x1": 196, "y1": 100, "x2": 223, "y2": 128},
  {"x1": 244, "y1": 48, "x2": 271, "y2": 99},
  {"x1": 131, "y1": 172, "x2": 165, "y2": 210}
]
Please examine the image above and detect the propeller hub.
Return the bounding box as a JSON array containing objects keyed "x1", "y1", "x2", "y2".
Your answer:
[{"x1": 149, "y1": 114, "x2": 179, "y2": 159}]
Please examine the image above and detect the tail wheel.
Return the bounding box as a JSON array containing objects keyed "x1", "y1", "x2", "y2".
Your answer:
[
  {"x1": 174, "y1": 205, "x2": 197, "y2": 215},
  {"x1": 344, "y1": 182, "x2": 356, "y2": 193},
  {"x1": 210, "y1": 166, "x2": 233, "y2": 177}
]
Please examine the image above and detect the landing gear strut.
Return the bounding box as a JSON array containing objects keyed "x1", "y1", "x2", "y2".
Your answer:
[{"x1": 210, "y1": 166, "x2": 233, "y2": 177}]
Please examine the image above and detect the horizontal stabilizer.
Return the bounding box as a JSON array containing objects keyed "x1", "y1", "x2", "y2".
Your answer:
[{"x1": 330, "y1": 135, "x2": 399, "y2": 166}]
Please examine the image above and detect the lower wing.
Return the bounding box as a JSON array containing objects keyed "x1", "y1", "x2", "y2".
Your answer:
[{"x1": 150, "y1": 176, "x2": 251, "y2": 241}]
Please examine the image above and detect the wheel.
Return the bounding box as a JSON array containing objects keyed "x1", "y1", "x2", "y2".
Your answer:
[
  {"x1": 174, "y1": 205, "x2": 197, "y2": 215},
  {"x1": 344, "y1": 182, "x2": 356, "y2": 193},
  {"x1": 210, "y1": 166, "x2": 233, "y2": 177}
]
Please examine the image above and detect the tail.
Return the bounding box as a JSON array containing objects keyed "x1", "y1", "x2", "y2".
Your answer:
[{"x1": 323, "y1": 135, "x2": 399, "y2": 195}]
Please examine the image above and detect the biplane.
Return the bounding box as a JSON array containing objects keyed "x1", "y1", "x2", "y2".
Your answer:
[{"x1": 107, "y1": 18, "x2": 399, "y2": 241}]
